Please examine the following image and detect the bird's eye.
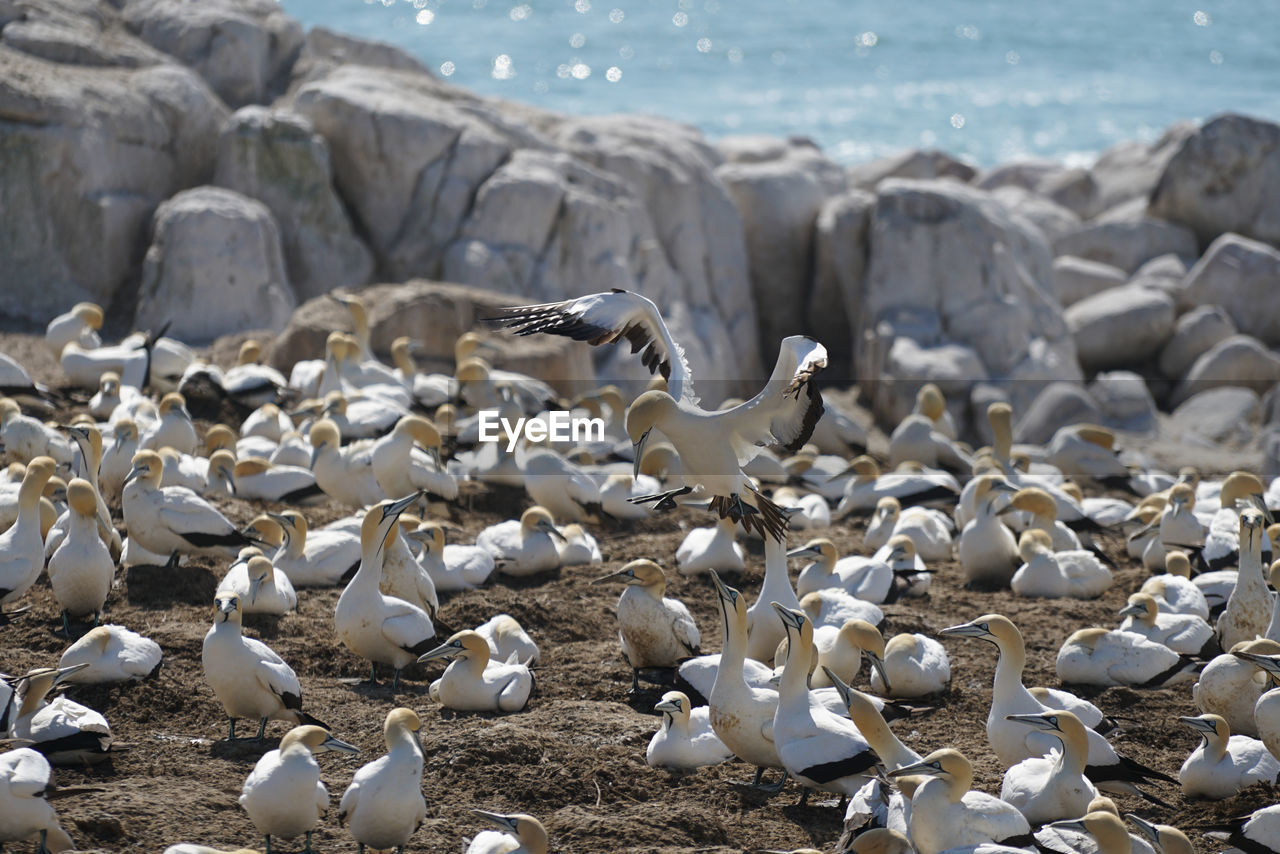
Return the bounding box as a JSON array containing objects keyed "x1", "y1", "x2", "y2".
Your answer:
[
  {"x1": 979, "y1": 622, "x2": 989, "y2": 631},
  {"x1": 1048, "y1": 716, "x2": 1058, "y2": 725}
]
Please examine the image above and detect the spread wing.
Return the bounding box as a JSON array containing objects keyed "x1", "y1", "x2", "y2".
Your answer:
[
  {"x1": 723, "y1": 335, "x2": 827, "y2": 464},
  {"x1": 487, "y1": 289, "x2": 696, "y2": 403}
]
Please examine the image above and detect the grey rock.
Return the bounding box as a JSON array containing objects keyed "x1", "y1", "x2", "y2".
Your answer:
[
  {"x1": 2, "y1": 0, "x2": 168, "y2": 67},
  {"x1": 1088, "y1": 371, "x2": 1158, "y2": 434},
  {"x1": 1051, "y1": 256, "x2": 1127, "y2": 307},
  {"x1": 1158, "y1": 305, "x2": 1237, "y2": 379},
  {"x1": 288, "y1": 26, "x2": 430, "y2": 90},
  {"x1": 809, "y1": 189, "x2": 875, "y2": 370},
  {"x1": 1168, "y1": 386, "x2": 1260, "y2": 445},
  {"x1": 847, "y1": 148, "x2": 976, "y2": 190},
  {"x1": 991, "y1": 186, "x2": 1082, "y2": 243},
  {"x1": 1089, "y1": 123, "x2": 1196, "y2": 215},
  {"x1": 1065, "y1": 285, "x2": 1176, "y2": 371},
  {"x1": 1178, "y1": 233, "x2": 1280, "y2": 345},
  {"x1": 1015, "y1": 382, "x2": 1102, "y2": 445},
  {"x1": 974, "y1": 160, "x2": 1064, "y2": 192},
  {"x1": 1038, "y1": 167, "x2": 1098, "y2": 220},
  {"x1": 1134, "y1": 253, "x2": 1188, "y2": 281},
  {"x1": 1052, "y1": 217, "x2": 1198, "y2": 273},
  {"x1": 871, "y1": 336, "x2": 988, "y2": 426},
  {"x1": 1172, "y1": 335, "x2": 1280, "y2": 406}
]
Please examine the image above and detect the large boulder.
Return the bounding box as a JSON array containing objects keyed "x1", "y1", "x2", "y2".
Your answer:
[
  {"x1": 1172, "y1": 335, "x2": 1280, "y2": 406},
  {"x1": 134, "y1": 187, "x2": 295, "y2": 341},
  {"x1": 288, "y1": 26, "x2": 431, "y2": 91},
  {"x1": 1149, "y1": 114, "x2": 1280, "y2": 248},
  {"x1": 1089, "y1": 122, "x2": 1196, "y2": 215},
  {"x1": 1065, "y1": 285, "x2": 1175, "y2": 371},
  {"x1": 213, "y1": 105, "x2": 373, "y2": 300},
  {"x1": 991, "y1": 186, "x2": 1081, "y2": 243},
  {"x1": 1178, "y1": 233, "x2": 1280, "y2": 345},
  {"x1": 1168, "y1": 386, "x2": 1260, "y2": 446},
  {"x1": 809, "y1": 189, "x2": 875, "y2": 373},
  {"x1": 1088, "y1": 371, "x2": 1158, "y2": 434},
  {"x1": 1, "y1": 0, "x2": 169, "y2": 67},
  {"x1": 1051, "y1": 256, "x2": 1126, "y2": 307},
  {"x1": 868, "y1": 335, "x2": 987, "y2": 426},
  {"x1": 0, "y1": 46, "x2": 227, "y2": 323},
  {"x1": 1052, "y1": 217, "x2": 1198, "y2": 273},
  {"x1": 1015, "y1": 383, "x2": 1101, "y2": 445},
  {"x1": 1158, "y1": 305, "x2": 1237, "y2": 379},
  {"x1": 847, "y1": 148, "x2": 976, "y2": 190}
]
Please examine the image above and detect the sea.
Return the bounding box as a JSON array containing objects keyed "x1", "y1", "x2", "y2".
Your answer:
[{"x1": 281, "y1": 0, "x2": 1278, "y2": 167}]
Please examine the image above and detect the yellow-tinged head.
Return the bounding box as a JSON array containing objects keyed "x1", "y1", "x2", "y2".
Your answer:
[
  {"x1": 73, "y1": 302, "x2": 104, "y2": 329},
  {"x1": 66, "y1": 477, "x2": 98, "y2": 517},
  {"x1": 125, "y1": 450, "x2": 163, "y2": 487},
  {"x1": 280, "y1": 724, "x2": 359, "y2": 755},
  {"x1": 887, "y1": 747, "x2": 973, "y2": 795},
  {"x1": 1220, "y1": 471, "x2": 1265, "y2": 508},
  {"x1": 417, "y1": 629, "x2": 490, "y2": 666},
  {"x1": 917, "y1": 383, "x2": 946, "y2": 420},
  {"x1": 1007, "y1": 487, "x2": 1058, "y2": 518},
  {"x1": 593, "y1": 558, "x2": 666, "y2": 591},
  {"x1": 385, "y1": 706, "x2": 422, "y2": 739},
  {"x1": 237, "y1": 340, "x2": 263, "y2": 366},
  {"x1": 1018, "y1": 528, "x2": 1055, "y2": 561}
]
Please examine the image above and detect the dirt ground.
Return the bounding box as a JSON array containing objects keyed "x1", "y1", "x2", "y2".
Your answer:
[{"x1": 1, "y1": 330, "x2": 1272, "y2": 853}]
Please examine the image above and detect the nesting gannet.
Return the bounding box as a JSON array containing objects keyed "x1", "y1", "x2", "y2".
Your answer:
[
  {"x1": 216, "y1": 555, "x2": 297, "y2": 616},
  {"x1": 799, "y1": 589, "x2": 884, "y2": 631},
  {"x1": 1010, "y1": 530, "x2": 1110, "y2": 600},
  {"x1": 229, "y1": 458, "x2": 322, "y2": 505},
  {"x1": 242, "y1": 402, "x2": 294, "y2": 442},
  {"x1": 1056, "y1": 627, "x2": 1199, "y2": 688},
  {"x1": 466, "y1": 810, "x2": 548, "y2": 854},
  {"x1": 1193, "y1": 639, "x2": 1280, "y2": 737},
  {"x1": 1000, "y1": 488, "x2": 1081, "y2": 550},
  {"x1": 774, "y1": 617, "x2": 887, "y2": 690},
  {"x1": 492, "y1": 289, "x2": 827, "y2": 540},
  {"x1": 888, "y1": 408, "x2": 972, "y2": 474},
  {"x1": 772, "y1": 486, "x2": 831, "y2": 530},
  {"x1": 0, "y1": 400, "x2": 73, "y2": 465},
  {"x1": 0, "y1": 456, "x2": 55, "y2": 620},
  {"x1": 1118, "y1": 593, "x2": 1217, "y2": 657},
  {"x1": 1219, "y1": 508, "x2": 1272, "y2": 650},
  {"x1": 476, "y1": 507, "x2": 564, "y2": 576},
  {"x1": 1177, "y1": 713, "x2": 1279, "y2": 798},
  {"x1": 47, "y1": 477, "x2": 116, "y2": 632},
  {"x1": 137, "y1": 392, "x2": 197, "y2": 456},
  {"x1": 338, "y1": 708, "x2": 426, "y2": 853},
  {"x1": 888, "y1": 749, "x2": 1030, "y2": 854},
  {"x1": 874, "y1": 632, "x2": 951, "y2": 699},
  {"x1": 1204, "y1": 472, "x2": 1272, "y2": 570},
  {"x1": 418, "y1": 629, "x2": 533, "y2": 712},
  {"x1": 594, "y1": 559, "x2": 700, "y2": 693},
  {"x1": 745, "y1": 536, "x2": 803, "y2": 663},
  {"x1": 555, "y1": 522, "x2": 601, "y2": 566},
  {"x1": 1140, "y1": 551, "x2": 1209, "y2": 620},
  {"x1": 1141, "y1": 483, "x2": 1204, "y2": 571},
  {"x1": 407, "y1": 522, "x2": 495, "y2": 592},
  {"x1": 371, "y1": 415, "x2": 456, "y2": 501},
  {"x1": 0, "y1": 747, "x2": 74, "y2": 853},
  {"x1": 389, "y1": 337, "x2": 451, "y2": 409},
  {"x1": 520, "y1": 448, "x2": 605, "y2": 523},
  {"x1": 647, "y1": 690, "x2": 734, "y2": 770},
  {"x1": 600, "y1": 473, "x2": 663, "y2": 521},
  {"x1": 791, "y1": 538, "x2": 891, "y2": 603},
  {"x1": 676, "y1": 515, "x2": 746, "y2": 576},
  {"x1": 307, "y1": 419, "x2": 383, "y2": 507},
  {"x1": 239, "y1": 725, "x2": 359, "y2": 854},
  {"x1": 1232, "y1": 650, "x2": 1280, "y2": 761},
  {"x1": 11, "y1": 664, "x2": 113, "y2": 765},
  {"x1": 1000, "y1": 711, "x2": 1099, "y2": 824},
  {"x1": 1046, "y1": 811, "x2": 1137, "y2": 854},
  {"x1": 832, "y1": 456, "x2": 960, "y2": 520},
  {"x1": 475, "y1": 614, "x2": 539, "y2": 666},
  {"x1": 202, "y1": 593, "x2": 324, "y2": 740},
  {"x1": 270, "y1": 510, "x2": 361, "y2": 587},
  {"x1": 122, "y1": 451, "x2": 254, "y2": 560},
  {"x1": 865, "y1": 497, "x2": 953, "y2": 562},
  {"x1": 335, "y1": 495, "x2": 436, "y2": 687},
  {"x1": 1204, "y1": 803, "x2": 1280, "y2": 854},
  {"x1": 958, "y1": 475, "x2": 1021, "y2": 587},
  {"x1": 58, "y1": 624, "x2": 162, "y2": 683},
  {"x1": 46, "y1": 301, "x2": 102, "y2": 358}
]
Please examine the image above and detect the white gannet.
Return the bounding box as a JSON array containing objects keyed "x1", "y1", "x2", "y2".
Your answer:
[
  {"x1": 418, "y1": 629, "x2": 533, "y2": 712},
  {"x1": 465, "y1": 811, "x2": 548, "y2": 854},
  {"x1": 231, "y1": 458, "x2": 323, "y2": 505},
  {"x1": 378, "y1": 517, "x2": 439, "y2": 620},
  {"x1": 1177, "y1": 712, "x2": 1279, "y2": 798},
  {"x1": 1140, "y1": 550, "x2": 1210, "y2": 619},
  {"x1": 1265, "y1": 560, "x2": 1280, "y2": 642},
  {"x1": 492, "y1": 289, "x2": 827, "y2": 540},
  {"x1": 1142, "y1": 483, "x2": 1204, "y2": 571},
  {"x1": 47, "y1": 477, "x2": 116, "y2": 632},
  {"x1": 1045, "y1": 811, "x2": 1137, "y2": 854},
  {"x1": 676, "y1": 516, "x2": 746, "y2": 576},
  {"x1": 59, "y1": 336, "x2": 149, "y2": 391},
  {"x1": 594, "y1": 559, "x2": 700, "y2": 693},
  {"x1": 874, "y1": 632, "x2": 951, "y2": 699},
  {"x1": 1010, "y1": 529, "x2": 1112, "y2": 600},
  {"x1": 157, "y1": 446, "x2": 209, "y2": 493},
  {"x1": 308, "y1": 419, "x2": 383, "y2": 508},
  {"x1": 0, "y1": 747, "x2": 74, "y2": 853},
  {"x1": 1046, "y1": 424, "x2": 1132, "y2": 490},
  {"x1": 334, "y1": 495, "x2": 437, "y2": 688},
  {"x1": 555, "y1": 522, "x2": 601, "y2": 566},
  {"x1": 216, "y1": 554, "x2": 297, "y2": 616},
  {"x1": 1219, "y1": 507, "x2": 1272, "y2": 650},
  {"x1": 408, "y1": 522, "x2": 495, "y2": 592},
  {"x1": 371, "y1": 415, "x2": 456, "y2": 501},
  {"x1": 888, "y1": 748, "x2": 1030, "y2": 854},
  {"x1": 271, "y1": 510, "x2": 361, "y2": 587},
  {"x1": 865, "y1": 496, "x2": 953, "y2": 561},
  {"x1": 774, "y1": 618, "x2": 887, "y2": 690},
  {"x1": 1118, "y1": 592, "x2": 1217, "y2": 657},
  {"x1": 1000, "y1": 711, "x2": 1099, "y2": 824},
  {"x1": 474, "y1": 614, "x2": 539, "y2": 666},
  {"x1": 11, "y1": 664, "x2": 113, "y2": 765},
  {"x1": 62, "y1": 424, "x2": 121, "y2": 557},
  {"x1": 826, "y1": 671, "x2": 919, "y2": 833},
  {"x1": 241, "y1": 401, "x2": 293, "y2": 442},
  {"x1": 476, "y1": 506, "x2": 564, "y2": 576},
  {"x1": 122, "y1": 450, "x2": 255, "y2": 560},
  {"x1": 138, "y1": 392, "x2": 198, "y2": 455},
  {"x1": 832, "y1": 456, "x2": 960, "y2": 520},
  {"x1": 389, "y1": 336, "x2": 452, "y2": 409},
  {"x1": 202, "y1": 593, "x2": 325, "y2": 741},
  {"x1": 1231, "y1": 650, "x2": 1280, "y2": 762},
  {"x1": 647, "y1": 690, "x2": 734, "y2": 770},
  {"x1": 520, "y1": 448, "x2": 604, "y2": 523},
  {"x1": 1056, "y1": 627, "x2": 1199, "y2": 688},
  {"x1": 959, "y1": 475, "x2": 1020, "y2": 587},
  {"x1": 999, "y1": 487, "x2": 1081, "y2": 550},
  {"x1": 220, "y1": 341, "x2": 287, "y2": 408},
  {"x1": 772, "y1": 486, "x2": 831, "y2": 531},
  {"x1": 888, "y1": 410, "x2": 972, "y2": 474},
  {"x1": 791, "y1": 537, "x2": 891, "y2": 603},
  {"x1": 799, "y1": 589, "x2": 884, "y2": 631},
  {"x1": 1124, "y1": 813, "x2": 1192, "y2": 854},
  {"x1": 0, "y1": 400, "x2": 73, "y2": 465},
  {"x1": 1204, "y1": 472, "x2": 1272, "y2": 570},
  {"x1": 601, "y1": 473, "x2": 663, "y2": 521},
  {"x1": 1204, "y1": 803, "x2": 1280, "y2": 854},
  {"x1": 58, "y1": 624, "x2": 162, "y2": 683},
  {"x1": 45, "y1": 301, "x2": 102, "y2": 358},
  {"x1": 338, "y1": 707, "x2": 426, "y2": 854},
  {"x1": 0, "y1": 456, "x2": 55, "y2": 620},
  {"x1": 99, "y1": 418, "x2": 139, "y2": 504},
  {"x1": 1193, "y1": 639, "x2": 1280, "y2": 737},
  {"x1": 239, "y1": 725, "x2": 359, "y2": 854},
  {"x1": 745, "y1": 536, "x2": 802, "y2": 663}
]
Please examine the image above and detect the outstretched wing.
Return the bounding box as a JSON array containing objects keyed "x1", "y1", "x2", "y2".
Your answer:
[
  {"x1": 486, "y1": 289, "x2": 696, "y2": 403},
  {"x1": 723, "y1": 335, "x2": 826, "y2": 464}
]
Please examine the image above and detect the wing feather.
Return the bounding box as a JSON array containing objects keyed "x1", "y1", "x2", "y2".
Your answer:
[{"x1": 723, "y1": 335, "x2": 827, "y2": 464}]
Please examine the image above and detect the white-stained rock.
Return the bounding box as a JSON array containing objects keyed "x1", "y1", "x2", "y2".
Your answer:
[
  {"x1": 847, "y1": 148, "x2": 976, "y2": 190},
  {"x1": 1172, "y1": 335, "x2": 1280, "y2": 406},
  {"x1": 2, "y1": 0, "x2": 168, "y2": 67},
  {"x1": 1037, "y1": 167, "x2": 1098, "y2": 220},
  {"x1": 809, "y1": 189, "x2": 875, "y2": 369},
  {"x1": 1088, "y1": 371, "x2": 1158, "y2": 434},
  {"x1": 1051, "y1": 256, "x2": 1126, "y2": 307},
  {"x1": 1149, "y1": 114, "x2": 1280, "y2": 248},
  {"x1": 288, "y1": 26, "x2": 431, "y2": 90},
  {"x1": 1065, "y1": 285, "x2": 1175, "y2": 371},
  {"x1": 1015, "y1": 383, "x2": 1102, "y2": 444},
  {"x1": 1134, "y1": 253, "x2": 1188, "y2": 281},
  {"x1": 870, "y1": 335, "x2": 987, "y2": 426},
  {"x1": 991, "y1": 186, "x2": 1082, "y2": 243},
  {"x1": 214, "y1": 106, "x2": 373, "y2": 301},
  {"x1": 1089, "y1": 122, "x2": 1196, "y2": 215},
  {"x1": 1158, "y1": 305, "x2": 1237, "y2": 379},
  {"x1": 134, "y1": 187, "x2": 295, "y2": 341},
  {"x1": 1178, "y1": 233, "x2": 1280, "y2": 345},
  {"x1": 1168, "y1": 386, "x2": 1260, "y2": 445},
  {"x1": 1052, "y1": 217, "x2": 1198, "y2": 273}
]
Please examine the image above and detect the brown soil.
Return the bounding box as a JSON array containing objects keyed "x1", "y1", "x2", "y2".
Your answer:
[{"x1": 0, "y1": 331, "x2": 1267, "y2": 853}]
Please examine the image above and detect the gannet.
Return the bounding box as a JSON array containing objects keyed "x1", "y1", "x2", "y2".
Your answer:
[
  {"x1": 1000, "y1": 488, "x2": 1082, "y2": 550},
  {"x1": 1142, "y1": 483, "x2": 1204, "y2": 571},
  {"x1": 202, "y1": 593, "x2": 324, "y2": 740},
  {"x1": 1046, "y1": 811, "x2": 1136, "y2": 854},
  {"x1": 11, "y1": 664, "x2": 113, "y2": 765},
  {"x1": 418, "y1": 629, "x2": 533, "y2": 712},
  {"x1": 216, "y1": 554, "x2": 297, "y2": 616},
  {"x1": 1204, "y1": 472, "x2": 1272, "y2": 570},
  {"x1": 771, "y1": 485, "x2": 831, "y2": 530},
  {"x1": 1232, "y1": 650, "x2": 1280, "y2": 761},
  {"x1": 1046, "y1": 424, "x2": 1133, "y2": 490},
  {"x1": 865, "y1": 497, "x2": 953, "y2": 561},
  {"x1": 1118, "y1": 592, "x2": 1217, "y2": 657},
  {"x1": 58, "y1": 624, "x2": 161, "y2": 683},
  {"x1": 0, "y1": 747, "x2": 74, "y2": 853},
  {"x1": 239, "y1": 724, "x2": 359, "y2": 854},
  {"x1": 242, "y1": 402, "x2": 294, "y2": 442},
  {"x1": 832, "y1": 456, "x2": 960, "y2": 520},
  {"x1": 1056, "y1": 627, "x2": 1199, "y2": 688},
  {"x1": 62, "y1": 424, "x2": 121, "y2": 557},
  {"x1": 408, "y1": 522, "x2": 495, "y2": 592},
  {"x1": 1203, "y1": 803, "x2": 1280, "y2": 854},
  {"x1": 0, "y1": 400, "x2": 73, "y2": 465},
  {"x1": 1035, "y1": 796, "x2": 1150, "y2": 854},
  {"x1": 475, "y1": 614, "x2": 539, "y2": 666},
  {"x1": 492, "y1": 289, "x2": 827, "y2": 540},
  {"x1": 137, "y1": 392, "x2": 197, "y2": 456},
  {"x1": 888, "y1": 749, "x2": 1030, "y2": 854},
  {"x1": 1177, "y1": 713, "x2": 1279, "y2": 798},
  {"x1": 594, "y1": 559, "x2": 700, "y2": 693},
  {"x1": 1219, "y1": 508, "x2": 1272, "y2": 650},
  {"x1": 334, "y1": 495, "x2": 436, "y2": 688},
  {"x1": 826, "y1": 671, "x2": 919, "y2": 833},
  {"x1": 59, "y1": 335, "x2": 149, "y2": 391},
  {"x1": 371, "y1": 415, "x2": 456, "y2": 501},
  {"x1": 122, "y1": 451, "x2": 255, "y2": 560},
  {"x1": 520, "y1": 448, "x2": 604, "y2": 523},
  {"x1": 1140, "y1": 551, "x2": 1209, "y2": 619},
  {"x1": 466, "y1": 810, "x2": 548, "y2": 854},
  {"x1": 555, "y1": 522, "x2": 601, "y2": 566},
  {"x1": 646, "y1": 690, "x2": 734, "y2": 770},
  {"x1": 774, "y1": 617, "x2": 887, "y2": 689},
  {"x1": 0, "y1": 456, "x2": 55, "y2": 620},
  {"x1": 799, "y1": 589, "x2": 884, "y2": 630},
  {"x1": 46, "y1": 301, "x2": 102, "y2": 358},
  {"x1": 377, "y1": 518, "x2": 439, "y2": 620},
  {"x1": 1194, "y1": 639, "x2": 1280, "y2": 737},
  {"x1": 874, "y1": 632, "x2": 951, "y2": 698},
  {"x1": 47, "y1": 477, "x2": 115, "y2": 632},
  {"x1": 308, "y1": 419, "x2": 383, "y2": 507},
  {"x1": 600, "y1": 473, "x2": 663, "y2": 521},
  {"x1": 791, "y1": 538, "x2": 891, "y2": 603},
  {"x1": 389, "y1": 336, "x2": 452, "y2": 409},
  {"x1": 476, "y1": 507, "x2": 564, "y2": 576},
  {"x1": 338, "y1": 708, "x2": 426, "y2": 854},
  {"x1": 270, "y1": 510, "x2": 361, "y2": 587},
  {"x1": 772, "y1": 603, "x2": 879, "y2": 805},
  {"x1": 888, "y1": 406, "x2": 972, "y2": 474},
  {"x1": 1000, "y1": 711, "x2": 1099, "y2": 824},
  {"x1": 745, "y1": 536, "x2": 802, "y2": 663},
  {"x1": 219, "y1": 341, "x2": 287, "y2": 408},
  {"x1": 98, "y1": 418, "x2": 138, "y2": 504},
  {"x1": 1125, "y1": 814, "x2": 1191, "y2": 854},
  {"x1": 958, "y1": 475, "x2": 1021, "y2": 587},
  {"x1": 229, "y1": 458, "x2": 322, "y2": 505},
  {"x1": 676, "y1": 516, "x2": 746, "y2": 575}
]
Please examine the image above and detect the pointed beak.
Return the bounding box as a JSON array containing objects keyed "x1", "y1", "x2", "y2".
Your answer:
[
  {"x1": 1178, "y1": 715, "x2": 1217, "y2": 734},
  {"x1": 786, "y1": 545, "x2": 820, "y2": 559},
  {"x1": 1125, "y1": 814, "x2": 1161, "y2": 846},
  {"x1": 1233, "y1": 651, "x2": 1280, "y2": 675},
  {"x1": 124, "y1": 463, "x2": 146, "y2": 484},
  {"x1": 1118, "y1": 603, "x2": 1145, "y2": 618},
  {"x1": 828, "y1": 463, "x2": 858, "y2": 482},
  {"x1": 887, "y1": 758, "x2": 939, "y2": 779},
  {"x1": 822, "y1": 666, "x2": 854, "y2": 706},
  {"x1": 382, "y1": 491, "x2": 424, "y2": 522},
  {"x1": 417, "y1": 641, "x2": 461, "y2": 664},
  {"x1": 592, "y1": 569, "x2": 632, "y2": 585},
  {"x1": 248, "y1": 576, "x2": 263, "y2": 606},
  {"x1": 1047, "y1": 818, "x2": 1089, "y2": 834},
  {"x1": 632, "y1": 428, "x2": 652, "y2": 479},
  {"x1": 53, "y1": 663, "x2": 90, "y2": 685},
  {"x1": 938, "y1": 621, "x2": 988, "y2": 639},
  {"x1": 217, "y1": 598, "x2": 238, "y2": 615},
  {"x1": 309, "y1": 443, "x2": 323, "y2": 470},
  {"x1": 320, "y1": 734, "x2": 360, "y2": 754},
  {"x1": 654, "y1": 698, "x2": 682, "y2": 715},
  {"x1": 771, "y1": 601, "x2": 803, "y2": 630},
  {"x1": 473, "y1": 810, "x2": 519, "y2": 834},
  {"x1": 537, "y1": 519, "x2": 566, "y2": 542},
  {"x1": 709, "y1": 570, "x2": 732, "y2": 601},
  {"x1": 1005, "y1": 713, "x2": 1055, "y2": 731},
  {"x1": 865, "y1": 651, "x2": 890, "y2": 692}
]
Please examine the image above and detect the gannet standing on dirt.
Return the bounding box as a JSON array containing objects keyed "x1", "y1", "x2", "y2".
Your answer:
[
  {"x1": 1000, "y1": 711, "x2": 1099, "y2": 824},
  {"x1": 239, "y1": 725, "x2": 359, "y2": 854},
  {"x1": 465, "y1": 811, "x2": 548, "y2": 854},
  {"x1": 418, "y1": 629, "x2": 533, "y2": 712},
  {"x1": 1177, "y1": 713, "x2": 1279, "y2": 799},
  {"x1": 647, "y1": 690, "x2": 734, "y2": 770},
  {"x1": 122, "y1": 451, "x2": 255, "y2": 560},
  {"x1": 1228, "y1": 650, "x2": 1280, "y2": 762},
  {"x1": 1219, "y1": 508, "x2": 1272, "y2": 650},
  {"x1": 888, "y1": 748, "x2": 1030, "y2": 854},
  {"x1": 745, "y1": 536, "x2": 802, "y2": 663},
  {"x1": 57, "y1": 624, "x2": 162, "y2": 683},
  {"x1": 47, "y1": 477, "x2": 116, "y2": 632},
  {"x1": 959, "y1": 475, "x2": 1021, "y2": 587},
  {"x1": 491, "y1": 289, "x2": 827, "y2": 540},
  {"x1": 338, "y1": 708, "x2": 426, "y2": 854},
  {"x1": 0, "y1": 747, "x2": 75, "y2": 853},
  {"x1": 594, "y1": 559, "x2": 700, "y2": 694},
  {"x1": 0, "y1": 456, "x2": 55, "y2": 620}
]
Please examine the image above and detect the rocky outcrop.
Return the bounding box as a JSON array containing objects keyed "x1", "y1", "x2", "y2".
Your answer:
[
  {"x1": 1169, "y1": 386, "x2": 1260, "y2": 445},
  {"x1": 1158, "y1": 305, "x2": 1237, "y2": 379},
  {"x1": 1051, "y1": 256, "x2": 1126, "y2": 307},
  {"x1": 1088, "y1": 371, "x2": 1158, "y2": 434},
  {"x1": 1178, "y1": 233, "x2": 1280, "y2": 345},
  {"x1": 1015, "y1": 383, "x2": 1101, "y2": 444},
  {"x1": 847, "y1": 149, "x2": 976, "y2": 190},
  {"x1": 1052, "y1": 217, "x2": 1197, "y2": 273},
  {"x1": 809, "y1": 190, "x2": 875, "y2": 372},
  {"x1": 1172, "y1": 335, "x2": 1280, "y2": 405},
  {"x1": 1065, "y1": 285, "x2": 1175, "y2": 372}
]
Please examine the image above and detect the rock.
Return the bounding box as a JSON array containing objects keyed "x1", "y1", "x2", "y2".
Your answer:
[
  {"x1": 869, "y1": 335, "x2": 987, "y2": 426},
  {"x1": 1134, "y1": 253, "x2": 1188, "y2": 281},
  {"x1": 1014, "y1": 383, "x2": 1102, "y2": 445},
  {"x1": 975, "y1": 160, "x2": 1066, "y2": 192},
  {"x1": 1038, "y1": 167, "x2": 1098, "y2": 220},
  {"x1": 121, "y1": 0, "x2": 304, "y2": 108},
  {"x1": 1052, "y1": 217, "x2": 1198, "y2": 274},
  {"x1": 1089, "y1": 122, "x2": 1196, "y2": 215},
  {"x1": 847, "y1": 149, "x2": 976, "y2": 190},
  {"x1": 1263, "y1": 426, "x2": 1280, "y2": 476},
  {"x1": 1168, "y1": 387, "x2": 1260, "y2": 445},
  {"x1": 287, "y1": 26, "x2": 431, "y2": 90},
  {"x1": 213, "y1": 105, "x2": 373, "y2": 300},
  {"x1": 1051, "y1": 256, "x2": 1127, "y2": 307},
  {"x1": 1065, "y1": 285, "x2": 1175, "y2": 371},
  {"x1": 1158, "y1": 305, "x2": 1237, "y2": 379},
  {"x1": 809, "y1": 189, "x2": 875, "y2": 372},
  {"x1": 0, "y1": 47, "x2": 227, "y2": 323},
  {"x1": 1088, "y1": 371, "x2": 1158, "y2": 433},
  {"x1": 1177, "y1": 233, "x2": 1280, "y2": 345},
  {"x1": 2, "y1": 0, "x2": 168, "y2": 67},
  {"x1": 1172, "y1": 335, "x2": 1280, "y2": 406},
  {"x1": 134, "y1": 187, "x2": 295, "y2": 342},
  {"x1": 1149, "y1": 114, "x2": 1280, "y2": 248},
  {"x1": 991, "y1": 186, "x2": 1081, "y2": 243}
]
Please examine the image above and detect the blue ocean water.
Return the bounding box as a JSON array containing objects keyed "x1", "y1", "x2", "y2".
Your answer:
[{"x1": 281, "y1": 0, "x2": 1278, "y2": 166}]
